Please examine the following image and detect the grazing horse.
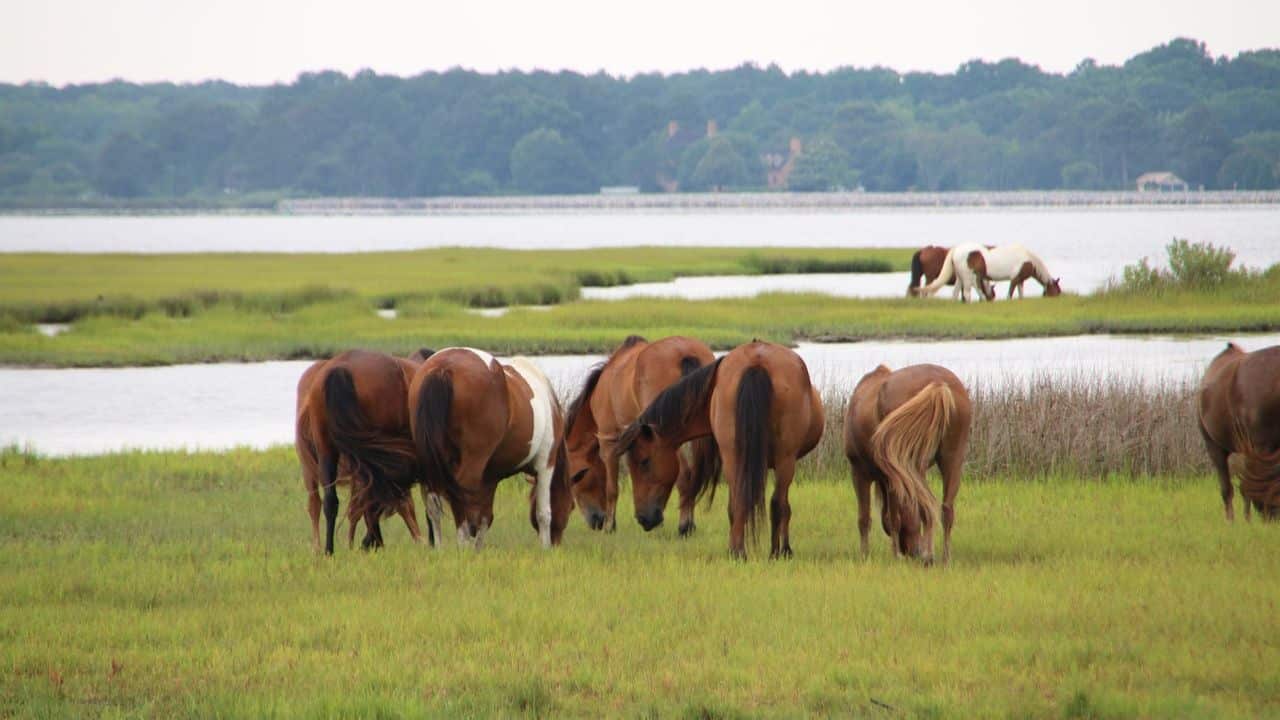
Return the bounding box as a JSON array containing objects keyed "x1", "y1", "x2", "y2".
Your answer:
[
  {"x1": 915, "y1": 243, "x2": 996, "y2": 302},
  {"x1": 615, "y1": 341, "x2": 824, "y2": 559},
  {"x1": 1197, "y1": 342, "x2": 1280, "y2": 520},
  {"x1": 843, "y1": 364, "x2": 972, "y2": 563},
  {"x1": 409, "y1": 348, "x2": 572, "y2": 549},
  {"x1": 296, "y1": 349, "x2": 432, "y2": 555},
  {"x1": 906, "y1": 245, "x2": 952, "y2": 296},
  {"x1": 565, "y1": 335, "x2": 721, "y2": 534},
  {"x1": 977, "y1": 244, "x2": 1062, "y2": 298}
]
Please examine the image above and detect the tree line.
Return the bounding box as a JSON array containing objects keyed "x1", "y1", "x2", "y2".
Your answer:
[{"x1": 2, "y1": 37, "x2": 1279, "y2": 202}]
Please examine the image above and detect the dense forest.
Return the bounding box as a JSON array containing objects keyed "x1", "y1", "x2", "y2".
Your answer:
[{"x1": 2, "y1": 37, "x2": 1279, "y2": 203}]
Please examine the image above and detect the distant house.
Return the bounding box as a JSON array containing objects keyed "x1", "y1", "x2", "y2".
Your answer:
[
  {"x1": 763, "y1": 137, "x2": 803, "y2": 189},
  {"x1": 1136, "y1": 172, "x2": 1189, "y2": 192}
]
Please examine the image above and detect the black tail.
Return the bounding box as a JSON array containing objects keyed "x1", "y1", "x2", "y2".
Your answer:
[
  {"x1": 412, "y1": 370, "x2": 467, "y2": 509},
  {"x1": 908, "y1": 250, "x2": 924, "y2": 294},
  {"x1": 322, "y1": 367, "x2": 416, "y2": 521},
  {"x1": 678, "y1": 355, "x2": 722, "y2": 504},
  {"x1": 734, "y1": 365, "x2": 772, "y2": 541}
]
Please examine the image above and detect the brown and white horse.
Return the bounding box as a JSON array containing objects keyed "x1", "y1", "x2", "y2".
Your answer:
[
  {"x1": 843, "y1": 364, "x2": 972, "y2": 563},
  {"x1": 296, "y1": 349, "x2": 438, "y2": 555},
  {"x1": 1197, "y1": 342, "x2": 1280, "y2": 521},
  {"x1": 409, "y1": 347, "x2": 573, "y2": 549},
  {"x1": 565, "y1": 335, "x2": 721, "y2": 534},
  {"x1": 915, "y1": 243, "x2": 996, "y2": 302},
  {"x1": 615, "y1": 341, "x2": 824, "y2": 559}
]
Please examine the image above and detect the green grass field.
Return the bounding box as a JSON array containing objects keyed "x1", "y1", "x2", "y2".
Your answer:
[{"x1": 2, "y1": 448, "x2": 1277, "y2": 718}]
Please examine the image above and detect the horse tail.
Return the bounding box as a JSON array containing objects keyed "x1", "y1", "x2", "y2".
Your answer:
[
  {"x1": 920, "y1": 249, "x2": 955, "y2": 296},
  {"x1": 1231, "y1": 415, "x2": 1280, "y2": 512},
  {"x1": 734, "y1": 365, "x2": 773, "y2": 541},
  {"x1": 412, "y1": 369, "x2": 467, "y2": 509},
  {"x1": 321, "y1": 367, "x2": 416, "y2": 522},
  {"x1": 907, "y1": 250, "x2": 925, "y2": 296},
  {"x1": 870, "y1": 382, "x2": 953, "y2": 540},
  {"x1": 679, "y1": 355, "x2": 722, "y2": 504}
]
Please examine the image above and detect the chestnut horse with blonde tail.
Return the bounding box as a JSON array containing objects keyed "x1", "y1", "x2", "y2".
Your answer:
[
  {"x1": 615, "y1": 341, "x2": 824, "y2": 560},
  {"x1": 914, "y1": 243, "x2": 995, "y2": 302},
  {"x1": 844, "y1": 364, "x2": 972, "y2": 563},
  {"x1": 296, "y1": 349, "x2": 440, "y2": 555},
  {"x1": 409, "y1": 348, "x2": 573, "y2": 549},
  {"x1": 565, "y1": 335, "x2": 721, "y2": 534},
  {"x1": 1197, "y1": 342, "x2": 1280, "y2": 520}
]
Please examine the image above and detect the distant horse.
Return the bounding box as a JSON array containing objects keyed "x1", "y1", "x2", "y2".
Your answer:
[
  {"x1": 915, "y1": 243, "x2": 996, "y2": 302},
  {"x1": 843, "y1": 364, "x2": 972, "y2": 563},
  {"x1": 907, "y1": 245, "x2": 952, "y2": 296},
  {"x1": 1197, "y1": 342, "x2": 1280, "y2": 521},
  {"x1": 565, "y1": 335, "x2": 721, "y2": 534},
  {"x1": 615, "y1": 341, "x2": 825, "y2": 559},
  {"x1": 409, "y1": 348, "x2": 573, "y2": 548},
  {"x1": 296, "y1": 349, "x2": 435, "y2": 555},
  {"x1": 979, "y1": 244, "x2": 1062, "y2": 298}
]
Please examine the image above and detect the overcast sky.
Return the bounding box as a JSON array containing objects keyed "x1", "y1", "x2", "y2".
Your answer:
[{"x1": 3, "y1": 0, "x2": 1278, "y2": 86}]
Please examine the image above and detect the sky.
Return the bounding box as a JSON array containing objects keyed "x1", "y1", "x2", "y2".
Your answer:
[{"x1": 2, "y1": 0, "x2": 1278, "y2": 86}]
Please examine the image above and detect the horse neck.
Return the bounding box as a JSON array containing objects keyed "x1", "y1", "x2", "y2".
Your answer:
[{"x1": 1025, "y1": 251, "x2": 1051, "y2": 285}]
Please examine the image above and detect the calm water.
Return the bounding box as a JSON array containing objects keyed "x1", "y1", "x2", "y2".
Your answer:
[{"x1": 3, "y1": 334, "x2": 1273, "y2": 456}]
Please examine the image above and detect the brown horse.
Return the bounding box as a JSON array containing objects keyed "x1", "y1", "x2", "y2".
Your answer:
[
  {"x1": 615, "y1": 341, "x2": 824, "y2": 559},
  {"x1": 1197, "y1": 342, "x2": 1280, "y2": 520},
  {"x1": 843, "y1": 364, "x2": 972, "y2": 563},
  {"x1": 296, "y1": 349, "x2": 433, "y2": 555},
  {"x1": 907, "y1": 245, "x2": 952, "y2": 296},
  {"x1": 565, "y1": 335, "x2": 721, "y2": 534},
  {"x1": 409, "y1": 348, "x2": 573, "y2": 548}
]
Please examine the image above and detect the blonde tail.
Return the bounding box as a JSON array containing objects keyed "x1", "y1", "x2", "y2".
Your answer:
[
  {"x1": 918, "y1": 249, "x2": 956, "y2": 297},
  {"x1": 870, "y1": 382, "x2": 954, "y2": 536}
]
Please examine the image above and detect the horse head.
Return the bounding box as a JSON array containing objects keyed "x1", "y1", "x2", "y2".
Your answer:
[{"x1": 1044, "y1": 277, "x2": 1062, "y2": 297}]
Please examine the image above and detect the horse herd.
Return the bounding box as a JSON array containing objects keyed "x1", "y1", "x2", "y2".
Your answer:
[{"x1": 907, "y1": 242, "x2": 1062, "y2": 301}]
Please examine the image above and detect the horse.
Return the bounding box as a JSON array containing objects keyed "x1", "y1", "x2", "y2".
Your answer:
[
  {"x1": 296, "y1": 349, "x2": 439, "y2": 555},
  {"x1": 409, "y1": 347, "x2": 573, "y2": 549},
  {"x1": 843, "y1": 364, "x2": 972, "y2": 563},
  {"x1": 564, "y1": 335, "x2": 721, "y2": 534},
  {"x1": 1196, "y1": 342, "x2": 1280, "y2": 521},
  {"x1": 615, "y1": 341, "x2": 824, "y2": 560},
  {"x1": 906, "y1": 245, "x2": 952, "y2": 296},
  {"x1": 977, "y1": 244, "x2": 1062, "y2": 298},
  {"x1": 914, "y1": 242, "x2": 996, "y2": 302}
]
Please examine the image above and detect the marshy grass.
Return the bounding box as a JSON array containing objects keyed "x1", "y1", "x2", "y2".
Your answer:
[
  {"x1": 806, "y1": 375, "x2": 1205, "y2": 480},
  {"x1": 0, "y1": 447, "x2": 1276, "y2": 717}
]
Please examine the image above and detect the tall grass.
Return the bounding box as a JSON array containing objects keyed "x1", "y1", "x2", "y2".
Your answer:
[{"x1": 805, "y1": 376, "x2": 1203, "y2": 480}]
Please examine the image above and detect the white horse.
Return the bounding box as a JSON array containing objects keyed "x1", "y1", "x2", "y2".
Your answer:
[
  {"x1": 981, "y1": 244, "x2": 1062, "y2": 298},
  {"x1": 918, "y1": 243, "x2": 996, "y2": 302}
]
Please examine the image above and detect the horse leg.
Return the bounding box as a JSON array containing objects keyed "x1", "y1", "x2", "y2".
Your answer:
[
  {"x1": 423, "y1": 488, "x2": 445, "y2": 547},
  {"x1": 598, "y1": 440, "x2": 621, "y2": 533},
  {"x1": 722, "y1": 456, "x2": 747, "y2": 560},
  {"x1": 397, "y1": 494, "x2": 423, "y2": 544},
  {"x1": 361, "y1": 508, "x2": 384, "y2": 550},
  {"x1": 675, "y1": 451, "x2": 698, "y2": 537},
  {"x1": 1200, "y1": 430, "x2": 1235, "y2": 522},
  {"x1": 850, "y1": 461, "x2": 874, "y2": 557},
  {"x1": 770, "y1": 457, "x2": 795, "y2": 559},
  {"x1": 320, "y1": 453, "x2": 340, "y2": 555},
  {"x1": 534, "y1": 461, "x2": 554, "y2": 549},
  {"x1": 938, "y1": 450, "x2": 964, "y2": 565},
  {"x1": 304, "y1": 464, "x2": 323, "y2": 554}
]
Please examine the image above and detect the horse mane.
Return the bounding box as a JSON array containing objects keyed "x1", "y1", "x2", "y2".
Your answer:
[
  {"x1": 566, "y1": 335, "x2": 647, "y2": 434},
  {"x1": 615, "y1": 357, "x2": 723, "y2": 455}
]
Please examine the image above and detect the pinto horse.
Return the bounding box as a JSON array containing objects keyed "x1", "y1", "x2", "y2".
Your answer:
[
  {"x1": 1197, "y1": 342, "x2": 1280, "y2": 520},
  {"x1": 615, "y1": 341, "x2": 824, "y2": 559},
  {"x1": 565, "y1": 335, "x2": 721, "y2": 534},
  {"x1": 409, "y1": 348, "x2": 573, "y2": 549},
  {"x1": 296, "y1": 349, "x2": 438, "y2": 555},
  {"x1": 843, "y1": 364, "x2": 972, "y2": 563},
  {"x1": 915, "y1": 243, "x2": 996, "y2": 302},
  {"x1": 978, "y1": 244, "x2": 1061, "y2": 298}
]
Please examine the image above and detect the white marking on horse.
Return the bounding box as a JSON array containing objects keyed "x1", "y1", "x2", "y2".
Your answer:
[
  {"x1": 506, "y1": 356, "x2": 557, "y2": 548},
  {"x1": 436, "y1": 346, "x2": 496, "y2": 368}
]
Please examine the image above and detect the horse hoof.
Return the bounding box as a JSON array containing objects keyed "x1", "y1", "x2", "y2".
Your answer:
[{"x1": 678, "y1": 521, "x2": 696, "y2": 537}]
